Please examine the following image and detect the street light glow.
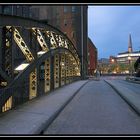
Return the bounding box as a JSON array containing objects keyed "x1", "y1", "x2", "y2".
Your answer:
[
  {"x1": 111, "y1": 59, "x2": 115, "y2": 62},
  {"x1": 128, "y1": 56, "x2": 131, "y2": 60}
]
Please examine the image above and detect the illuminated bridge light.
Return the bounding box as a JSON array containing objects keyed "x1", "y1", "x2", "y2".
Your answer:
[
  {"x1": 37, "y1": 51, "x2": 46, "y2": 56},
  {"x1": 15, "y1": 63, "x2": 29, "y2": 71}
]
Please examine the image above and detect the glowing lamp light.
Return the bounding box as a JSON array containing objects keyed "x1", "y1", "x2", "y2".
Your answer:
[
  {"x1": 61, "y1": 62, "x2": 65, "y2": 66},
  {"x1": 15, "y1": 63, "x2": 29, "y2": 71},
  {"x1": 128, "y1": 56, "x2": 131, "y2": 60},
  {"x1": 111, "y1": 59, "x2": 115, "y2": 63},
  {"x1": 37, "y1": 51, "x2": 46, "y2": 56}
]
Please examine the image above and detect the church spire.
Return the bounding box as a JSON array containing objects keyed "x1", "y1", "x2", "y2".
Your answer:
[{"x1": 128, "y1": 33, "x2": 133, "y2": 53}]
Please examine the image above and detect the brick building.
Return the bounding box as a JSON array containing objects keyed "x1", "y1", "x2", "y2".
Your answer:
[
  {"x1": 0, "y1": 5, "x2": 97, "y2": 79},
  {"x1": 30, "y1": 5, "x2": 88, "y2": 79},
  {"x1": 87, "y1": 38, "x2": 97, "y2": 75}
]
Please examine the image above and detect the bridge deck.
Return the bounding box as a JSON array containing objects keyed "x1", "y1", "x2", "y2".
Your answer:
[{"x1": 0, "y1": 80, "x2": 88, "y2": 134}]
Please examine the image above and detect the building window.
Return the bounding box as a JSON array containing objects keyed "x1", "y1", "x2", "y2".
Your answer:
[
  {"x1": 55, "y1": 19, "x2": 60, "y2": 29},
  {"x1": 64, "y1": 6, "x2": 68, "y2": 13},
  {"x1": 72, "y1": 6, "x2": 76, "y2": 12},
  {"x1": 2, "y1": 6, "x2": 12, "y2": 15},
  {"x1": 56, "y1": 19, "x2": 60, "y2": 26},
  {"x1": 64, "y1": 19, "x2": 67, "y2": 26},
  {"x1": 22, "y1": 6, "x2": 29, "y2": 18},
  {"x1": 71, "y1": 31, "x2": 75, "y2": 39},
  {"x1": 71, "y1": 18, "x2": 75, "y2": 26}
]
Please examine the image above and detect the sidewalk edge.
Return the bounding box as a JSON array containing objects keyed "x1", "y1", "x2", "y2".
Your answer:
[
  {"x1": 33, "y1": 80, "x2": 90, "y2": 134},
  {"x1": 104, "y1": 80, "x2": 140, "y2": 116}
]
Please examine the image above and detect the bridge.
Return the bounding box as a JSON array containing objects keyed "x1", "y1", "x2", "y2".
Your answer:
[
  {"x1": 0, "y1": 14, "x2": 81, "y2": 114},
  {"x1": 1, "y1": 14, "x2": 140, "y2": 135}
]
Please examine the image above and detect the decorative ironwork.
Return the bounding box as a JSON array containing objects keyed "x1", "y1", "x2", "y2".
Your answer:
[
  {"x1": 46, "y1": 31, "x2": 58, "y2": 49},
  {"x1": 0, "y1": 24, "x2": 81, "y2": 114},
  {"x1": 29, "y1": 69, "x2": 37, "y2": 100},
  {"x1": 32, "y1": 28, "x2": 49, "y2": 53},
  {"x1": 2, "y1": 26, "x2": 13, "y2": 78},
  {"x1": 65, "y1": 53, "x2": 70, "y2": 84},
  {"x1": 13, "y1": 27, "x2": 34, "y2": 62},
  {"x1": 2, "y1": 96, "x2": 12, "y2": 112},
  {"x1": 44, "y1": 58, "x2": 50, "y2": 93},
  {"x1": 54, "y1": 54, "x2": 59, "y2": 88},
  {"x1": 56, "y1": 35, "x2": 65, "y2": 48},
  {"x1": 60, "y1": 53, "x2": 65, "y2": 86}
]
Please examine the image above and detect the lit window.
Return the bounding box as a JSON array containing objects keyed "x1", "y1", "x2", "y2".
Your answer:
[
  {"x1": 72, "y1": 6, "x2": 76, "y2": 12},
  {"x1": 71, "y1": 31, "x2": 75, "y2": 39},
  {"x1": 71, "y1": 18, "x2": 75, "y2": 26}
]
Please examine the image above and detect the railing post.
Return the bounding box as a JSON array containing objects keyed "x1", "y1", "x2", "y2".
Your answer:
[
  {"x1": 50, "y1": 54, "x2": 54, "y2": 91},
  {"x1": 59, "y1": 52, "x2": 61, "y2": 87},
  {"x1": 64, "y1": 52, "x2": 66, "y2": 85}
]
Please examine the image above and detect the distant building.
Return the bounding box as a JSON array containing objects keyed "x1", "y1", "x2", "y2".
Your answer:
[
  {"x1": 98, "y1": 58, "x2": 110, "y2": 74},
  {"x1": 87, "y1": 38, "x2": 97, "y2": 75},
  {"x1": 30, "y1": 5, "x2": 88, "y2": 78},
  {"x1": 117, "y1": 51, "x2": 140, "y2": 64},
  {"x1": 117, "y1": 34, "x2": 140, "y2": 64}
]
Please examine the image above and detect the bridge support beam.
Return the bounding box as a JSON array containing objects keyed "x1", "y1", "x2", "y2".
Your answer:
[{"x1": 50, "y1": 55, "x2": 54, "y2": 91}]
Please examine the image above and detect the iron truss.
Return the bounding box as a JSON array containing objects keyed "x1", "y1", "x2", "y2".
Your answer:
[{"x1": 0, "y1": 26, "x2": 81, "y2": 113}]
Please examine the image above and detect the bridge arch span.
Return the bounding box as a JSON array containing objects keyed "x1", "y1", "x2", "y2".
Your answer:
[{"x1": 0, "y1": 15, "x2": 81, "y2": 113}]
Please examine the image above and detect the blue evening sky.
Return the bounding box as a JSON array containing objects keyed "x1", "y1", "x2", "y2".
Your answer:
[{"x1": 88, "y1": 5, "x2": 140, "y2": 59}]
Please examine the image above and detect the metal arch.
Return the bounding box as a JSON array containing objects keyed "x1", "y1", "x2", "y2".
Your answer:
[
  {"x1": 28, "y1": 26, "x2": 80, "y2": 62},
  {"x1": 30, "y1": 27, "x2": 80, "y2": 70},
  {"x1": 0, "y1": 47, "x2": 80, "y2": 108},
  {"x1": 0, "y1": 23, "x2": 81, "y2": 113},
  {"x1": 1, "y1": 26, "x2": 80, "y2": 85},
  {"x1": 0, "y1": 67, "x2": 12, "y2": 83},
  {"x1": 0, "y1": 14, "x2": 81, "y2": 66},
  {"x1": 32, "y1": 27, "x2": 49, "y2": 52},
  {"x1": 12, "y1": 26, "x2": 34, "y2": 62},
  {"x1": 43, "y1": 29, "x2": 80, "y2": 68},
  {"x1": 9, "y1": 47, "x2": 80, "y2": 87},
  {"x1": 30, "y1": 27, "x2": 80, "y2": 65},
  {"x1": 0, "y1": 14, "x2": 80, "y2": 61}
]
